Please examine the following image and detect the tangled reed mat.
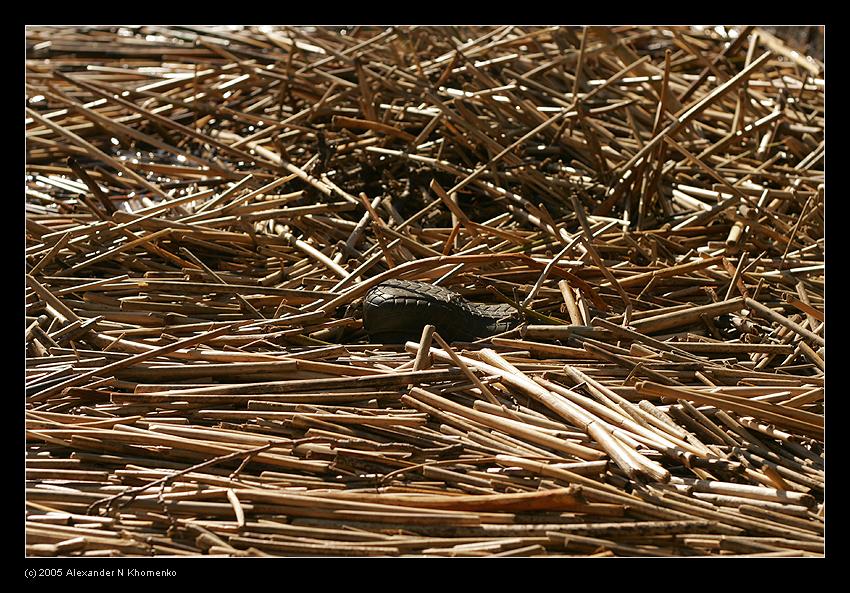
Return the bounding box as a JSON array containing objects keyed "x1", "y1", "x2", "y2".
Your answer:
[{"x1": 25, "y1": 25, "x2": 824, "y2": 557}]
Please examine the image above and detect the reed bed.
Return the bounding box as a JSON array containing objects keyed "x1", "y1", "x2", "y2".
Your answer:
[{"x1": 25, "y1": 25, "x2": 824, "y2": 557}]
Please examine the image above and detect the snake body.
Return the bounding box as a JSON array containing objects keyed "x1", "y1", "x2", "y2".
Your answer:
[{"x1": 363, "y1": 279, "x2": 518, "y2": 343}]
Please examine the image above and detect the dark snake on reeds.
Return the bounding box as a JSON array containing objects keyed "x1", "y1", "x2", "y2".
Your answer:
[{"x1": 363, "y1": 279, "x2": 518, "y2": 343}]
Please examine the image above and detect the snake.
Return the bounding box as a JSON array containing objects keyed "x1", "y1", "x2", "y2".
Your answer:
[{"x1": 363, "y1": 279, "x2": 519, "y2": 343}]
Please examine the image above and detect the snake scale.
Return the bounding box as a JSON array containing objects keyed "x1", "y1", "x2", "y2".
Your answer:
[{"x1": 363, "y1": 279, "x2": 519, "y2": 343}]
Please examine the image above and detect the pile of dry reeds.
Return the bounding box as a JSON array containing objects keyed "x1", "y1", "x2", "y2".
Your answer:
[{"x1": 26, "y1": 25, "x2": 824, "y2": 557}]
